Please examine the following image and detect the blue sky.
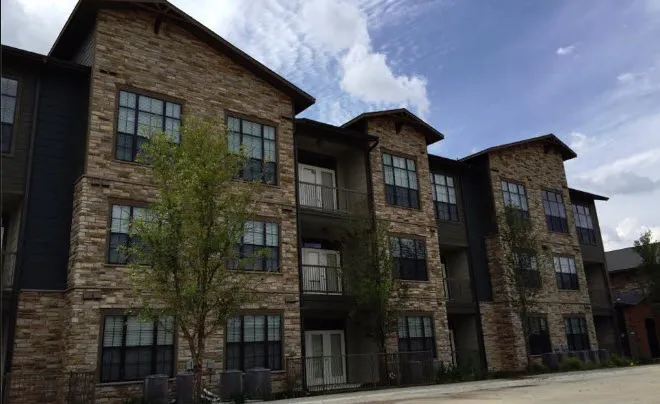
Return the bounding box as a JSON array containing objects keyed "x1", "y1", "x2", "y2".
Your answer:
[{"x1": 2, "y1": 0, "x2": 659, "y2": 249}]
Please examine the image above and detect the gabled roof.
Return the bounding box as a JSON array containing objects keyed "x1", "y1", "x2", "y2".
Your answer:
[
  {"x1": 606, "y1": 247, "x2": 643, "y2": 273},
  {"x1": 341, "y1": 108, "x2": 444, "y2": 145},
  {"x1": 569, "y1": 188, "x2": 609, "y2": 202},
  {"x1": 460, "y1": 134, "x2": 577, "y2": 162},
  {"x1": 2, "y1": 44, "x2": 89, "y2": 72},
  {"x1": 49, "y1": 0, "x2": 315, "y2": 113}
]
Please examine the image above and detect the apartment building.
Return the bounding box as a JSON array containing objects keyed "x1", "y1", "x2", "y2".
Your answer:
[{"x1": 1, "y1": 0, "x2": 617, "y2": 402}]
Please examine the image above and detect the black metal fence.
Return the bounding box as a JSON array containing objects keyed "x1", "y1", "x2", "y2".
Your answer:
[
  {"x1": 301, "y1": 265, "x2": 344, "y2": 294},
  {"x1": 4, "y1": 371, "x2": 96, "y2": 404},
  {"x1": 298, "y1": 182, "x2": 369, "y2": 216},
  {"x1": 444, "y1": 278, "x2": 474, "y2": 302},
  {"x1": 286, "y1": 351, "x2": 435, "y2": 394}
]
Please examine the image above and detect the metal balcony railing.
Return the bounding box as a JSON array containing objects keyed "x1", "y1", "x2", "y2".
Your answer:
[
  {"x1": 444, "y1": 278, "x2": 474, "y2": 303},
  {"x1": 302, "y1": 265, "x2": 343, "y2": 294},
  {"x1": 298, "y1": 182, "x2": 369, "y2": 216},
  {"x1": 1, "y1": 251, "x2": 17, "y2": 291}
]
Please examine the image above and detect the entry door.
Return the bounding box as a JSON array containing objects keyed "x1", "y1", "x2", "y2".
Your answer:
[
  {"x1": 305, "y1": 330, "x2": 346, "y2": 387},
  {"x1": 646, "y1": 318, "x2": 660, "y2": 358},
  {"x1": 298, "y1": 164, "x2": 337, "y2": 209},
  {"x1": 302, "y1": 249, "x2": 341, "y2": 293}
]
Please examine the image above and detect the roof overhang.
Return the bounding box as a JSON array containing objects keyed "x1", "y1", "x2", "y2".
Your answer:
[
  {"x1": 460, "y1": 134, "x2": 578, "y2": 162},
  {"x1": 341, "y1": 108, "x2": 444, "y2": 145},
  {"x1": 2, "y1": 44, "x2": 89, "y2": 73},
  {"x1": 295, "y1": 118, "x2": 378, "y2": 143},
  {"x1": 49, "y1": 0, "x2": 315, "y2": 113},
  {"x1": 569, "y1": 187, "x2": 609, "y2": 201}
]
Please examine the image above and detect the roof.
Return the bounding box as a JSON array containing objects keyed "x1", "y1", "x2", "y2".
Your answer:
[
  {"x1": 612, "y1": 290, "x2": 645, "y2": 306},
  {"x1": 606, "y1": 247, "x2": 643, "y2": 273},
  {"x1": 428, "y1": 154, "x2": 466, "y2": 171},
  {"x1": 48, "y1": 0, "x2": 315, "y2": 113},
  {"x1": 341, "y1": 108, "x2": 444, "y2": 145},
  {"x1": 460, "y1": 134, "x2": 577, "y2": 162},
  {"x1": 1, "y1": 44, "x2": 89, "y2": 72},
  {"x1": 295, "y1": 118, "x2": 378, "y2": 142},
  {"x1": 569, "y1": 187, "x2": 609, "y2": 201}
]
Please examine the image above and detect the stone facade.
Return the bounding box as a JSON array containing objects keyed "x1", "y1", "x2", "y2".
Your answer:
[
  {"x1": 479, "y1": 143, "x2": 598, "y2": 371},
  {"x1": 366, "y1": 117, "x2": 452, "y2": 363}
]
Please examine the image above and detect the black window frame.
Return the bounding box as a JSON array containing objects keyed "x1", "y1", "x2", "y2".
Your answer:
[
  {"x1": 431, "y1": 173, "x2": 459, "y2": 222},
  {"x1": 397, "y1": 316, "x2": 436, "y2": 357},
  {"x1": 527, "y1": 316, "x2": 551, "y2": 355},
  {"x1": 542, "y1": 190, "x2": 569, "y2": 233},
  {"x1": 115, "y1": 90, "x2": 182, "y2": 162},
  {"x1": 564, "y1": 316, "x2": 590, "y2": 351},
  {"x1": 554, "y1": 255, "x2": 579, "y2": 290},
  {"x1": 572, "y1": 204, "x2": 597, "y2": 244},
  {"x1": 501, "y1": 180, "x2": 529, "y2": 218},
  {"x1": 100, "y1": 314, "x2": 175, "y2": 383},
  {"x1": 514, "y1": 250, "x2": 541, "y2": 289},
  {"x1": 108, "y1": 204, "x2": 151, "y2": 265},
  {"x1": 382, "y1": 153, "x2": 420, "y2": 209},
  {"x1": 234, "y1": 220, "x2": 280, "y2": 272},
  {"x1": 391, "y1": 236, "x2": 428, "y2": 281},
  {"x1": 227, "y1": 116, "x2": 278, "y2": 185},
  {"x1": 1, "y1": 76, "x2": 19, "y2": 154},
  {"x1": 226, "y1": 314, "x2": 283, "y2": 371}
]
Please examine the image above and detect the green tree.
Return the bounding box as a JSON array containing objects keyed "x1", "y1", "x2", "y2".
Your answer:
[
  {"x1": 126, "y1": 118, "x2": 265, "y2": 399},
  {"x1": 340, "y1": 218, "x2": 409, "y2": 354},
  {"x1": 633, "y1": 230, "x2": 660, "y2": 311},
  {"x1": 496, "y1": 206, "x2": 549, "y2": 367}
]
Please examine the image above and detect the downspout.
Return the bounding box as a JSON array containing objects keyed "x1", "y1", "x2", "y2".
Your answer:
[
  {"x1": 291, "y1": 113, "x2": 306, "y2": 379},
  {"x1": 3, "y1": 67, "x2": 42, "y2": 379}
]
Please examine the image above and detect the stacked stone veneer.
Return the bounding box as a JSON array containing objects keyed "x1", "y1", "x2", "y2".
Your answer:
[
  {"x1": 366, "y1": 117, "x2": 452, "y2": 363},
  {"x1": 479, "y1": 143, "x2": 598, "y2": 371}
]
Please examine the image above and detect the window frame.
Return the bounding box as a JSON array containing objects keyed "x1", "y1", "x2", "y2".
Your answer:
[
  {"x1": 113, "y1": 87, "x2": 183, "y2": 163},
  {"x1": 225, "y1": 112, "x2": 279, "y2": 185},
  {"x1": 382, "y1": 152, "x2": 420, "y2": 209},
  {"x1": 542, "y1": 189, "x2": 569, "y2": 233},
  {"x1": 572, "y1": 204, "x2": 597, "y2": 245},
  {"x1": 98, "y1": 311, "x2": 176, "y2": 383},
  {"x1": 106, "y1": 202, "x2": 151, "y2": 265},
  {"x1": 527, "y1": 316, "x2": 551, "y2": 355},
  {"x1": 224, "y1": 312, "x2": 284, "y2": 372},
  {"x1": 564, "y1": 316, "x2": 590, "y2": 351},
  {"x1": 554, "y1": 255, "x2": 579, "y2": 290},
  {"x1": 501, "y1": 179, "x2": 530, "y2": 218},
  {"x1": 391, "y1": 236, "x2": 428, "y2": 281},
  {"x1": 1, "y1": 76, "x2": 20, "y2": 155},
  {"x1": 514, "y1": 250, "x2": 541, "y2": 289},
  {"x1": 397, "y1": 315, "x2": 437, "y2": 357},
  {"x1": 234, "y1": 219, "x2": 281, "y2": 272},
  {"x1": 431, "y1": 173, "x2": 459, "y2": 222}
]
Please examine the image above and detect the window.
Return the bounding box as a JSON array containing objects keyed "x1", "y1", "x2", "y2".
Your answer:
[
  {"x1": 116, "y1": 90, "x2": 181, "y2": 162},
  {"x1": 226, "y1": 314, "x2": 282, "y2": 371},
  {"x1": 564, "y1": 317, "x2": 590, "y2": 351},
  {"x1": 572, "y1": 204, "x2": 596, "y2": 244},
  {"x1": 100, "y1": 315, "x2": 174, "y2": 383},
  {"x1": 383, "y1": 153, "x2": 419, "y2": 209},
  {"x1": 391, "y1": 237, "x2": 427, "y2": 281},
  {"x1": 527, "y1": 317, "x2": 551, "y2": 355},
  {"x1": 397, "y1": 316, "x2": 436, "y2": 356},
  {"x1": 501, "y1": 181, "x2": 529, "y2": 217},
  {"x1": 554, "y1": 256, "x2": 578, "y2": 290},
  {"x1": 515, "y1": 251, "x2": 541, "y2": 289},
  {"x1": 235, "y1": 221, "x2": 279, "y2": 272},
  {"x1": 1, "y1": 77, "x2": 18, "y2": 153},
  {"x1": 108, "y1": 204, "x2": 151, "y2": 264},
  {"x1": 542, "y1": 190, "x2": 568, "y2": 233},
  {"x1": 431, "y1": 174, "x2": 458, "y2": 221},
  {"x1": 228, "y1": 116, "x2": 277, "y2": 184}
]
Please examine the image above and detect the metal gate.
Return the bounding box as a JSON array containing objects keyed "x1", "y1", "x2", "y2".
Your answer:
[{"x1": 4, "y1": 371, "x2": 96, "y2": 404}]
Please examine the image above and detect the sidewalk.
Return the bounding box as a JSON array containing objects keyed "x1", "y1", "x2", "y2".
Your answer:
[{"x1": 276, "y1": 366, "x2": 658, "y2": 403}]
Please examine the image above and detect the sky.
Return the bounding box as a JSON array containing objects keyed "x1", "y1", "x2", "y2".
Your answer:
[{"x1": 2, "y1": 0, "x2": 659, "y2": 250}]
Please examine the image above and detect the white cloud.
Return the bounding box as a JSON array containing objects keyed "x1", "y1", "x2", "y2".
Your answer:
[
  {"x1": 556, "y1": 45, "x2": 576, "y2": 55},
  {"x1": 567, "y1": 131, "x2": 597, "y2": 154}
]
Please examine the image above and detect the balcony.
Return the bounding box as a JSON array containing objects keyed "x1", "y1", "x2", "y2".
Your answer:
[
  {"x1": 298, "y1": 182, "x2": 369, "y2": 217},
  {"x1": 589, "y1": 287, "x2": 612, "y2": 310},
  {"x1": 301, "y1": 265, "x2": 344, "y2": 295},
  {"x1": 1, "y1": 251, "x2": 17, "y2": 291},
  {"x1": 444, "y1": 278, "x2": 474, "y2": 303}
]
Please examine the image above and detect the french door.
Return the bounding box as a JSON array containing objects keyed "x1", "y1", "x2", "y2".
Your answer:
[
  {"x1": 305, "y1": 330, "x2": 346, "y2": 387},
  {"x1": 302, "y1": 248, "x2": 341, "y2": 294},
  {"x1": 298, "y1": 164, "x2": 337, "y2": 210}
]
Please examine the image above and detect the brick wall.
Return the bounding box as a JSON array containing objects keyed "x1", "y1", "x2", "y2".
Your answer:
[{"x1": 366, "y1": 117, "x2": 452, "y2": 363}]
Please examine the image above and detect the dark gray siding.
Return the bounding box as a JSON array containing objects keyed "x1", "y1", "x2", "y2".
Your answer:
[
  {"x1": 72, "y1": 29, "x2": 95, "y2": 67},
  {"x1": 19, "y1": 67, "x2": 89, "y2": 290},
  {"x1": 1, "y1": 60, "x2": 39, "y2": 195},
  {"x1": 462, "y1": 155, "x2": 495, "y2": 301},
  {"x1": 433, "y1": 170, "x2": 468, "y2": 247}
]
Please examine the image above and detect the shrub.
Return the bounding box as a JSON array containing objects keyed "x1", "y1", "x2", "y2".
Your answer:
[
  {"x1": 610, "y1": 354, "x2": 637, "y2": 367},
  {"x1": 559, "y1": 357, "x2": 584, "y2": 371},
  {"x1": 527, "y1": 362, "x2": 549, "y2": 374}
]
